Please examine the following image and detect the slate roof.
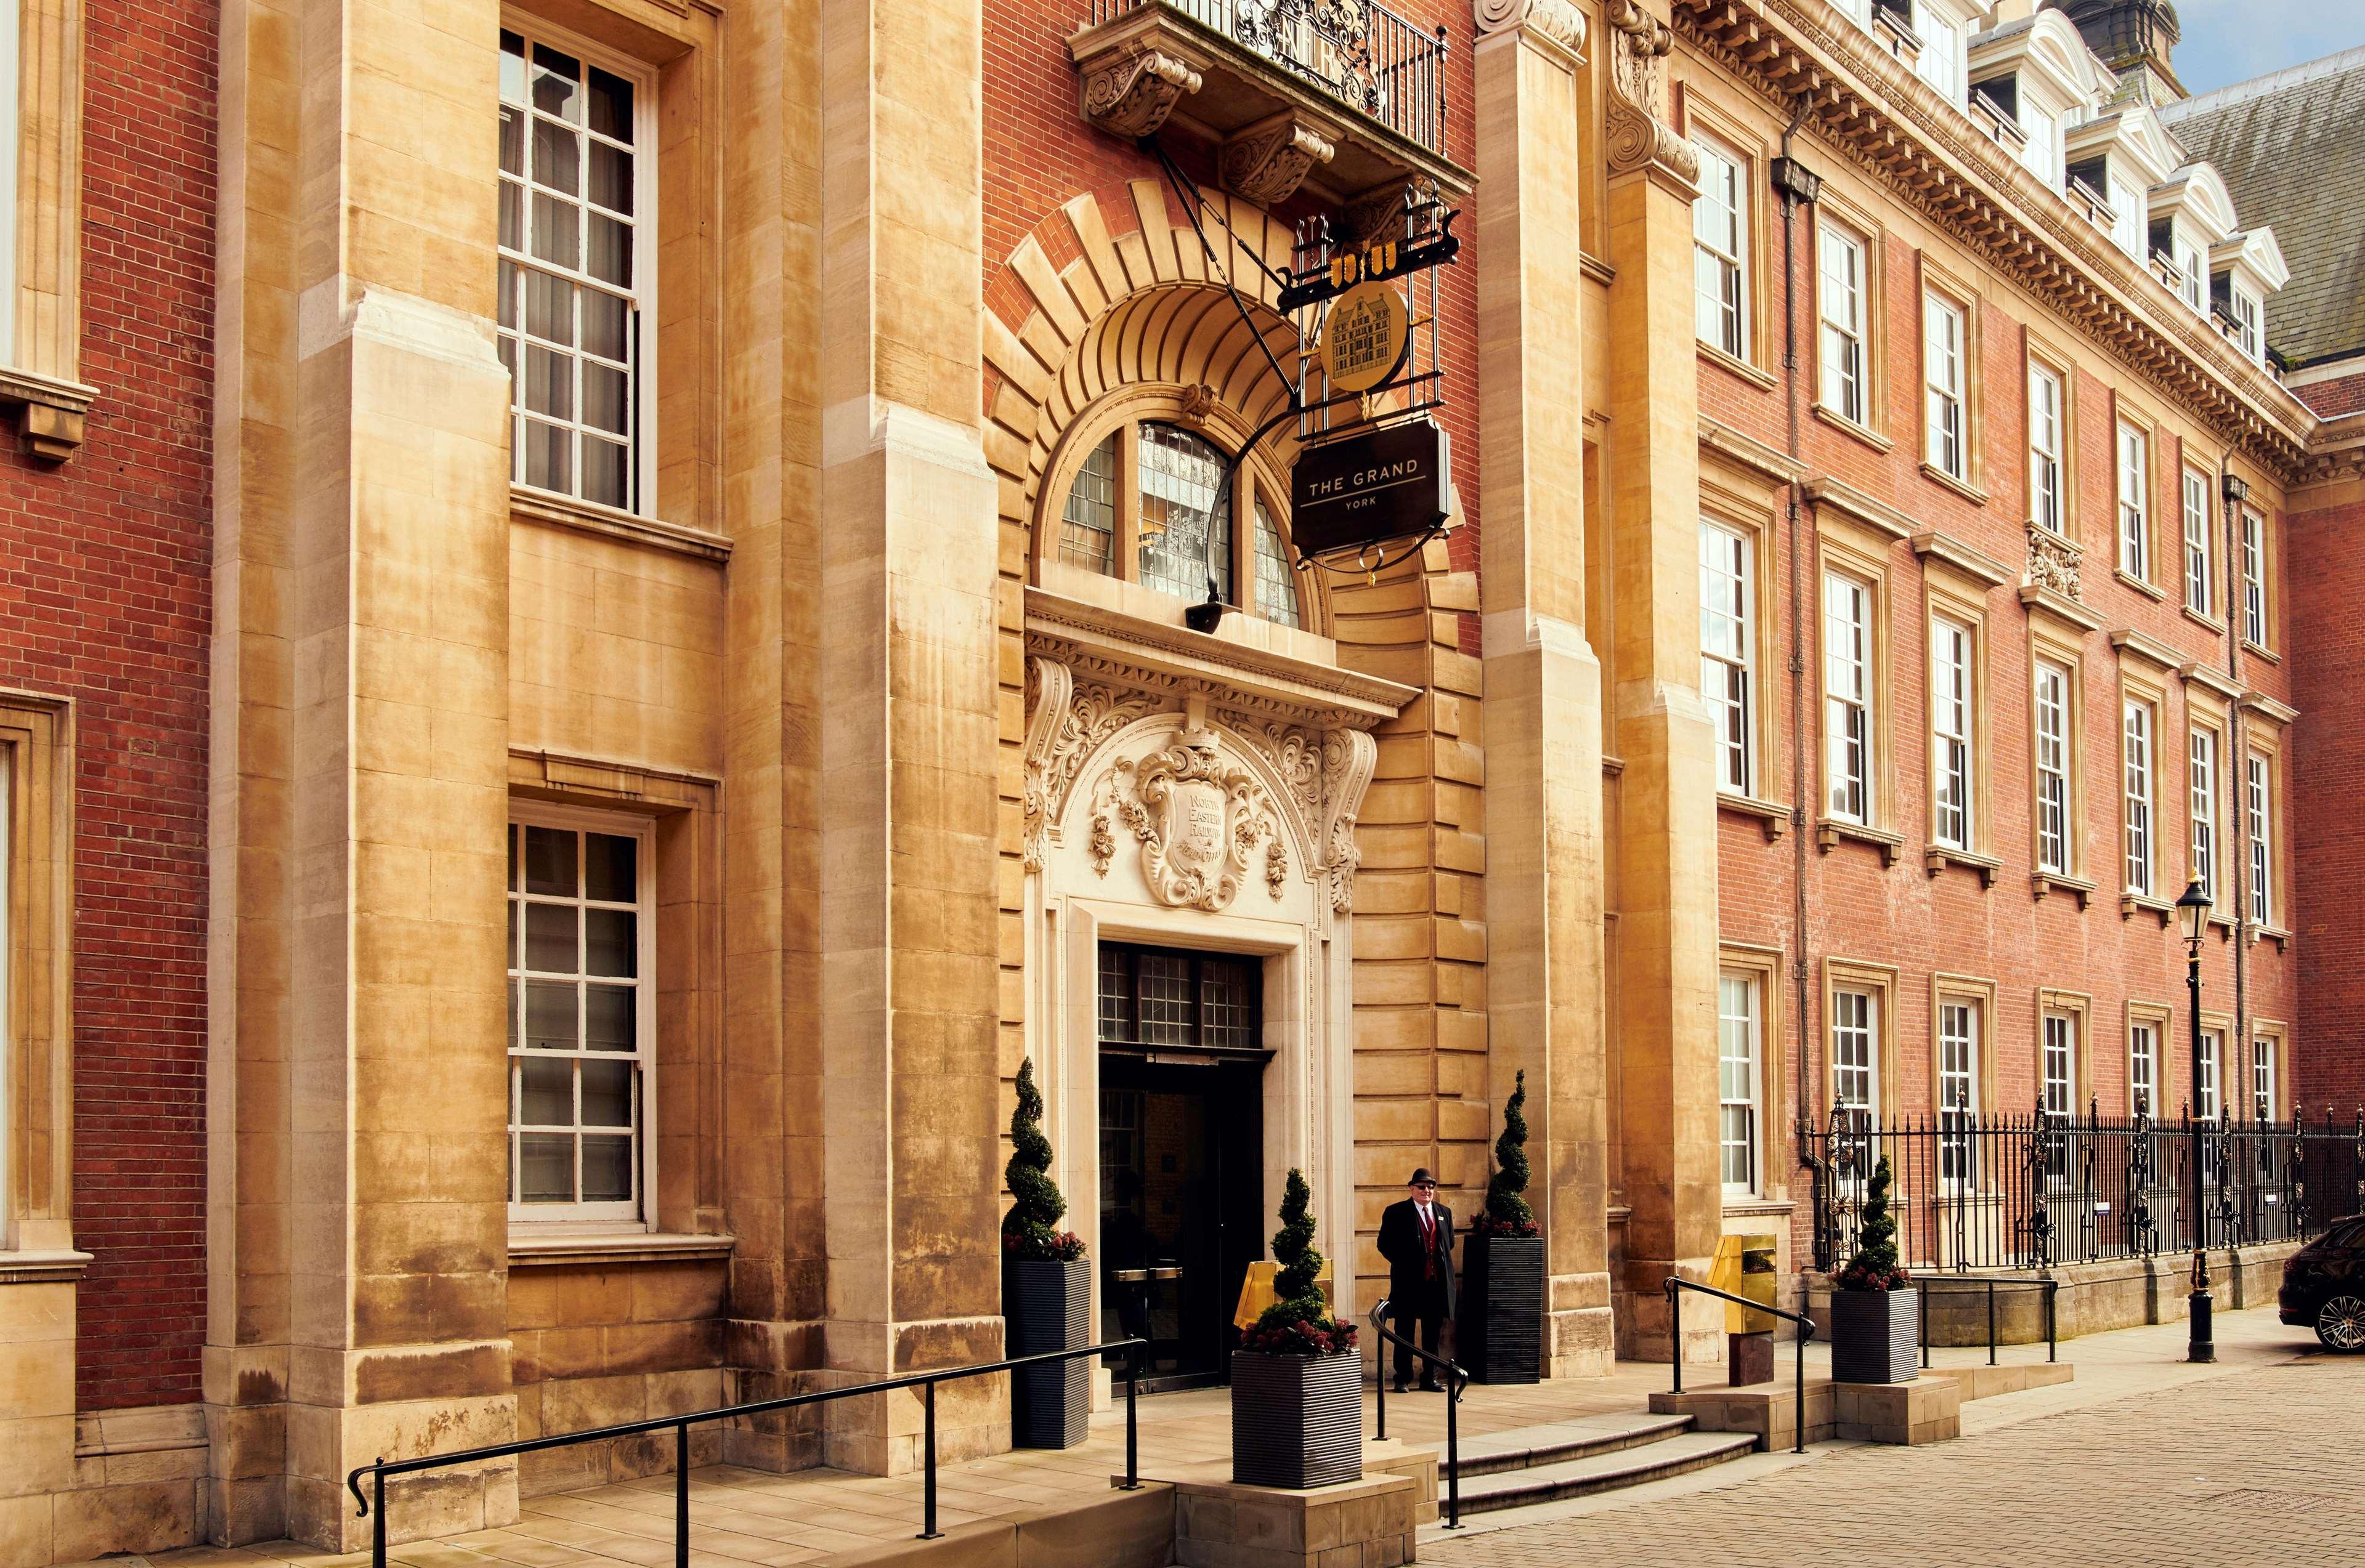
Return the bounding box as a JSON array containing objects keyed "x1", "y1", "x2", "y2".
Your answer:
[{"x1": 2160, "y1": 46, "x2": 2365, "y2": 369}]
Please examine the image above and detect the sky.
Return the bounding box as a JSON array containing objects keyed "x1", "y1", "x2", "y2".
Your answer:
[{"x1": 2171, "y1": 0, "x2": 2365, "y2": 97}]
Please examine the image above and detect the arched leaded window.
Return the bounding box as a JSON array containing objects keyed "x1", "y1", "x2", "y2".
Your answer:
[{"x1": 1046, "y1": 407, "x2": 1307, "y2": 630}]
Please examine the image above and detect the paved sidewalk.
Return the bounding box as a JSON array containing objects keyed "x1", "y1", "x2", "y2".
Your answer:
[{"x1": 1427, "y1": 1307, "x2": 2358, "y2": 1567}]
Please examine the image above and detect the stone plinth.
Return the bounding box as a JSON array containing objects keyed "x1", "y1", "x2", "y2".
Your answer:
[
  {"x1": 1168, "y1": 1469, "x2": 1415, "y2": 1568},
  {"x1": 1831, "y1": 1376, "x2": 1960, "y2": 1445},
  {"x1": 1655, "y1": 1370, "x2": 2018, "y2": 1450}
]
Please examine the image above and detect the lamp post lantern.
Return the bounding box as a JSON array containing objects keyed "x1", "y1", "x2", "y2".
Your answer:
[{"x1": 2176, "y1": 873, "x2": 2214, "y2": 1364}]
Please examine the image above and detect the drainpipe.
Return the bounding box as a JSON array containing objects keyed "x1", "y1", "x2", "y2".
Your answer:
[{"x1": 2222, "y1": 464, "x2": 2251, "y2": 1110}]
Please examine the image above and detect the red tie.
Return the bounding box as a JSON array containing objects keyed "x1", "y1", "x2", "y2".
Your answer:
[{"x1": 1419, "y1": 1206, "x2": 1435, "y2": 1279}]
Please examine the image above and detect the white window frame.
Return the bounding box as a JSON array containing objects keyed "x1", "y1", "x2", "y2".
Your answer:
[
  {"x1": 2174, "y1": 231, "x2": 2206, "y2": 315},
  {"x1": 2197, "y1": 1029, "x2": 2221, "y2": 1123},
  {"x1": 508, "y1": 804, "x2": 658, "y2": 1227},
  {"x1": 1923, "y1": 292, "x2": 1966, "y2": 479},
  {"x1": 2034, "y1": 659, "x2": 2071, "y2": 875},
  {"x1": 2107, "y1": 174, "x2": 2145, "y2": 261},
  {"x1": 1824, "y1": 570, "x2": 1873, "y2": 824},
  {"x1": 1931, "y1": 613, "x2": 1973, "y2": 850},
  {"x1": 2023, "y1": 110, "x2": 2059, "y2": 187},
  {"x1": 2252, "y1": 1035, "x2": 2276, "y2": 1124},
  {"x1": 2117, "y1": 421, "x2": 2150, "y2": 582},
  {"x1": 2182, "y1": 467, "x2": 2213, "y2": 616},
  {"x1": 2130, "y1": 1021, "x2": 2159, "y2": 1118},
  {"x1": 2240, "y1": 510, "x2": 2267, "y2": 647},
  {"x1": 1916, "y1": 9, "x2": 1963, "y2": 102},
  {"x1": 1833, "y1": 987, "x2": 1879, "y2": 1125},
  {"x1": 2029, "y1": 363, "x2": 2064, "y2": 535},
  {"x1": 2231, "y1": 287, "x2": 2262, "y2": 362},
  {"x1": 1693, "y1": 135, "x2": 1748, "y2": 362},
  {"x1": 1819, "y1": 224, "x2": 1868, "y2": 425},
  {"x1": 2042, "y1": 1011, "x2": 2077, "y2": 1184},
  {"x1": 1701, "y1": 520, "x2": 1755, "y2": 795},
  {"x1": 1938, "y1": 998, "x2": 1978, "y2": 1190},
  {"x1": 2248, "y1": 751, "x2": 2274, "y2": 927},
  {"x1": 498, "y1": 17, "x2": 659, "y2": 515},
  {"x1": 2124, "y1": 698, "x2": 2154, "y2": 897},
  {"x1": 1719, "y1": 969, "x2": 1762, "y2": 1194},
  {"x1": 2189, "y1": 725, "x2": 2218, "y2": 905}
]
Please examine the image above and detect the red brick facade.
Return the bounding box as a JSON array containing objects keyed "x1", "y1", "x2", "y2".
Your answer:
[
  {"x1": 0, "y1": 0, "x2": 215, "y2": 1409},
  {"x1": 2287, "y1": 480, "x2": 2365, "y2": 1115}
]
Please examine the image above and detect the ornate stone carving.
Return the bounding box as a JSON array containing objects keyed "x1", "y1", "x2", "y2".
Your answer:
[
  {"x1": 1175, "y1": 384, "x2": 1217, "y2": 427},
  {"x1": 1077, "y1": 44, "x2": 1203, "y2": 139},
  {"x1": 1604, "y1": 1, "x2": 1698, "y2": 191},
  {"x1": 2026, "y1": 525, "x2": 2084, "y2": 601},
  {"x1": 1089, "y1": 725, "x2": 1287, "y2": 911},
  {"x1": 1471, "y1": 0, "x2": 1589, "y2": 59},
  {"x1": 1026, "y1": 661, "x2": 1160, "y2": 870},
  {"x1": 1318, "y1": 729, "x2": 1377, "y2": 913},
  {"x1": 1219, "y1": 111, "x2": 1337, "y2": 208}
]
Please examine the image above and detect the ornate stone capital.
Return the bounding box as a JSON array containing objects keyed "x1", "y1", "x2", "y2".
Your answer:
[
  {"x1": 1471, "y1": 0, "x2": 1588, "y2": 63},
  {"x1": 1604, "y1": 1, "x2": 1697, "y2": 193},
  {"x1": 1077, "y1": 42, "x2": 1203, "y2": 139},
  {"x1": 1219, "y1": 110, "x2": 1337, "y2": 208}
]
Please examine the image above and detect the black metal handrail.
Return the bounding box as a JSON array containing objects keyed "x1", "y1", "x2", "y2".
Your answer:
[
  {"x1": 1367, "y1": 1297, "x2": 1465, "y2": 1529},
  {"x1": 1663, "y1": 1277, "x2": 1813, "y2": 1455},
  {"x1": 345, "y1": 1338, "x2": 1147, "y2": 1568},
  {"x1": 1915, "y1": 1274, "x2": 2058, "y2": 1368}
]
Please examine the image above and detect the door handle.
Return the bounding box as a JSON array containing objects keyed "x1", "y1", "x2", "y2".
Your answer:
[
  {"x1": 1150, "y1": 1267, "x2": 1182, "y2": 1280},
  {"x1": 1114, "y1": 1269, "x2": 1151, "y2": 1283}
]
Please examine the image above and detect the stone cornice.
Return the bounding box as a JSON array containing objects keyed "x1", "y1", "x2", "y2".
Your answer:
[
  {"x1": 1910, "y1": 528, "x2": 2011, "y2": 589},
  {"x1": 2108, "y1": 627, "x2": 2186, "y2": 671},
  {"x1": 1473, "y1": 0, "x2": 1589, "y2": 66},
  {"x1": 1803, "y1": 475, "x2": 1913, "y2": 540},
  {"x1": 1673, "y1": 0, "x2": 2318, "y2": 480},
  {"x1": 1699, "y1": 416, "x2": 1807, "y2": 484}
]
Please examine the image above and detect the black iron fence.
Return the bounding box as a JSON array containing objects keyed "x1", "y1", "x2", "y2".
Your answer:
[
  {"x1": 1808, "y1": 1102, "x2": 2365, "y2": 1275},
  {"x1": 1086, "y1": 0, "x2": 1450, "y2": 158}
]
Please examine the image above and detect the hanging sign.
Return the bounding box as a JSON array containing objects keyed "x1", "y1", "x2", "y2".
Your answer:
[
  {"x1": 1275, "y1": 210, "x2": 1461, "y2": 312},
  {"x1": 1321, "y1": 280, "x2": 1409, "y2": 394},
  {"x1": 1291, "y1": 419, "x2": 1451, "y2": 563}
]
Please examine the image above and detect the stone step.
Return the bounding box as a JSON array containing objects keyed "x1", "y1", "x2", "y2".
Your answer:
[
  {"x1": 1443, "y1": 1429, "x2": 1761, "y2": 1516},
  {"x1": 1443, "y1": 1412, "x2": 1700, "y2": 1479}
]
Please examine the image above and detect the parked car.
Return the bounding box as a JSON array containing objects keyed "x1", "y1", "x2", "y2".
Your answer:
[{"x1": 2280, "y1": 1216, "x2": 2365, "y2": 1351}]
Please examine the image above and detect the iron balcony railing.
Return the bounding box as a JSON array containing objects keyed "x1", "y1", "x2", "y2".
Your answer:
[
  {"x1": 1085, "y1": 0, "x2": 1449, "y2": 158},
  {"x1": 1809, "y1": 1102, "x2": 2365, "y2": 1275}
]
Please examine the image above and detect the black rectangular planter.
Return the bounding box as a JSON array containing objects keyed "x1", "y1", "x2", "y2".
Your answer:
[
  {"x1": 1828, "y1": 1287, "x2": 1918, "y2": 1385},
  {"x1": 1004, "y1": 1257, "x2": 1089, "y2": 1449},
  {"x1": 1457, "y1": 1232, "x2": 1543, "y2": 1383},
  {"x1": 1230, "y1": 1350, "x2": 1363, "y2": 1489}
]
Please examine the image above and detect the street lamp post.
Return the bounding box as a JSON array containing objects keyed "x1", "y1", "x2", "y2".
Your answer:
[{"x1": 2176, "y1": 874, "x2": 2213, "y2": 1364}]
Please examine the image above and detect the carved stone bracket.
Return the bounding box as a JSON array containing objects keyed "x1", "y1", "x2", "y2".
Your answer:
[
  {"x1": 2025, "y1": 525, "x2": 2084, "y2": 601},
  {"x1": 1023, "y1": 657, "x2": 1160, "y2": 871},
  {"x1": 1220, "y1": 110, "x2": 1337, "y2": 207},
  {"x1": 1317, "y1": 729, "x2": 1376, "y2": 913},
  {"x1": 1077, "y1": 41, "x2": 1204, "y2": 139},
  {"x1": 1604, "y1": 1, "x2": 1698, "y2": 193},
  {"x1": 1472, "y1": 0, "x2": 1589, "y2": 63}
]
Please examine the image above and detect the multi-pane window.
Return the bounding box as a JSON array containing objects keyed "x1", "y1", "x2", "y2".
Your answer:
[
  {"x1": 1819, "y1": 224, "x2": 1868, "y2": 424},
  {"x1": 1823, "y1": 572, "x2": 1872, "y2": 823},
  {"x1": 2130, "y1": 1023, "x2": 2159, "y2": 1117},
  {"x1": 2252, "y1": 1037, "x2": 2278, "y2": 1123},
  {"x1": 2022, "y1": 110, "x2": 2059, "y2": 186},
  {"x1": 2042, "y1": 1011, "x2": 2076, "y2": 1182},
  {"x1": 1055, "y1": 417, "x2": 1300, "y2": 626},
  {"x1": 2029, "y1": 364, "x2": 2064, "y2": 535},
  {"x1": 1917, "y1": 12, "x2": 1963, "y2": 102},
  {"x1": 2124, "y1": 698, "x2": 2154, "y2": 896},
  {"x1": 1718, "y1": 971, "x2": 1761, "y2": 1193},
  {"x1": 1096, "y1": 944, "x2": 1260, "y2": 1053},
  {"x1": 1060, "y1": 432, "x2": 1119, "y2": 572},
  {"x1": 1693, "y1": 137, "x2": 1748, "y2": 359},
  {"x1": 2117, "y1": 422, "x2": 2150, "y2": 581},
  {"x1": 1701, "y1": 522, "x2": 1753, "y2": 794},
  {"x1": 508, "y1": 817, "x2": 651, "y2": 1219},
  {"x1": 2107, "y1": 176, "x2": 2145, "y2": 261},
  {"x1": 2174, "y1": 233, "x2": 2206, "y2": 314},
  {"x1": 1137, "y1": 423, "x2": 1233, "y2": 604},
  {"x1": 1251, "y1": 499, "x2": 1300, "y2": 628},
  {"x1": 2189, "y1": 726, "x2": 2218, "y2": 903},
  {"x1": 1931, "y1": 615, "x2": 1973, "y2": 851},
  {"x1": 2241, "y1": 511, "x2": 2266, "y2": 646},
  {"x1": 500, "y1": 28, "x2": 645, "y2": 511},
  {"x1": 2034, "y1": 660, "x2": 2071, "y2": 875},
  {"x1": 1832, "y1": 988, "x2": 1878, "y2": 1128},
  {"x1": 1939, "y1": 1001, "x2": 1978, "y2": 1189},
  {"x1": 2231, "y1": 288, "x2": 2262, "y2": 361},
  {"x1": 1923, "y1": 294, "x2": 1966, "y2": 479},
  {"x1": 2248, "y1": 753, "x2": 2275, "y2": 926},
  {"x1": 2182, "y1": 468, "x2": 2213, "y2": 615},
  {"x1": 2197, "y1": 1029, "x2": 2221, "y2": 1122}
]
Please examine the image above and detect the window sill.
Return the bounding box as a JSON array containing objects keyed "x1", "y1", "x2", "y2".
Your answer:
[
  {"x1": 1923, "y1": 844, "x2": 2000, "y2": 886},
  {"x1": 0, "y1": 365, "x2": 97, "y2": 459},
  {"x1": 2181, "y1": 606, "x2": 2225, "y2": 636},
  {"x1": 1812, "y1": 403, "x2": 1894, "y2": 455},
  {"x1": 1721, "y1": 1197, "x2": 1795, "y2": 1218},
  {"x1": 0, "y1": 1248, "x2": 93, "y2": 1284},
  {"x1": 1718, "y1": 791, "x2": 1791, "y2": 839},
  {"x1": 2242, "y1": 638, "x2": 2280, "y2": 665},
  {"x1": 510, "y1": 485, "x2": 734, "y2": 564},
  {"x1": 1698, "y1": 341, "x2": 1777, "y2": 392},
  {"x1": 2120, "y1": 891, "x2": 2173, "y2": 926},
  {"x1": 2031, "y1": 870, "x2": 2095, "y2": 908},
  {"x1": 1917, "y1": 462, "x2": 1988, "y2": 506},
  {"x1": 1815, "y1": 817, "x2": 1904, "y2": 865},
  {"x1": 2248, "y1": 923, "x2": 2293, "y2": 953},
  {"x1": 508, "y1": 1231, "x2": 737, "y2": 1267},
  {"x1": 2112, "y1": 568, "x2": 2165, "y2": 603}
]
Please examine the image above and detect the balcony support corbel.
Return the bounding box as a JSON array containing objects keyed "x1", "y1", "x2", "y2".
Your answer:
[
  {"x1": 1078, "y1": 38, "x2": 1204, "y2": 138},
  {"x1": 1219, "y1": 108, "x2": 1336, "y2": 206}
]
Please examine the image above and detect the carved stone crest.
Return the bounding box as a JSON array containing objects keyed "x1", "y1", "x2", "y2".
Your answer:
[
  {"x1": 2025, "y1": 525, "x2": 2084, "y2": 601},
  {"x1": 1093, "y1": 727, "x2": 1284, "y2": 911}
]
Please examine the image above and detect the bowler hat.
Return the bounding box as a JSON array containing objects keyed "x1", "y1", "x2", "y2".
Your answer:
[{"x1": 1407, "y1": 1168, "x2": 1436, "y2": 1186}]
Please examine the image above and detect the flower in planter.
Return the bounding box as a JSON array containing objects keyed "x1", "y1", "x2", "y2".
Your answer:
[
  {"x1": 1250, "y1": 1168, "x2": 1358, "y2": 1354},
  {"x1": 1836, "y1": 1154, "x2": 1910, "y2": 1292},
  {"x1": 1002, "y1": 1059, "x2": 1088, "y2": 1263},
  {"x1": 1475, "y1": 1070, "x2": 1543, "y2": 1239}
]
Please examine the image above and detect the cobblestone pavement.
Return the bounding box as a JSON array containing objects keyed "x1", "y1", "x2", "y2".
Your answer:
[{"x1": 1427, "y1": 1349, "x2": 2364, "y2": 1568}]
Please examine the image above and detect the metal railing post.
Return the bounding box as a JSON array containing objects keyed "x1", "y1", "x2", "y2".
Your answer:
[
  {"x1": 1442, "y1": 1367, "x2": 1460, "y2": 1530},
  {"x1": 1919, "y1": 1280, "x2": 1929, "y2": 1369},
  {"x1": 1373, "y1": 1297, "x2": 1387, "y2": 1441},
  {"x1": 1794, "y1": 1322, "x2": 1807, "y2": 1455},
  {"x1": 1987, "y1": 1279, "x2": 1997, "y2": 1366},
  {"x1": 918, "y1": 1381, "x2": 941, "y2": 1541},
  {"x1": 1666, "y1": 1280, "x2": 1682, "y2": 1396},
  {"x1": 372, "y1": 1466, "x2": 387, "y2": 1568},
  {"x1": 1121, "y1": 1344, "x2": 1140, "y2": 1490},
  {"x1": 2047, "y1": 1281, "x2": 2058, "y2": 1363},
  {"x1": 674, "y1": 1423, "x2": 689, "y2": 1568}
]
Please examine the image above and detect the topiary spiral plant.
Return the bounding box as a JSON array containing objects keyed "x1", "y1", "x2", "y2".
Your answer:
[
  {"x1": 1002, "y1": 1059, "x2": 1084, "y2": 1262},
  {"x1": 1479, "y1": 1070, "x2": 1541, "y2": 1237},
  {"x1": 1835, "y1": 1153, "x2": 1908, "y2": 1291},
  {"x1": 1245, "y1": 1168, "x2": 1358, "y2": 1356}
]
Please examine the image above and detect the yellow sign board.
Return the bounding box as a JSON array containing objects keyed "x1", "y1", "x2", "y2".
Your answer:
[
  {"x1": 1710, "y1": 1233, "x2": 1779, "y2": 1335},
  {"x1": 1322, "y1": 280, "x2": 1408, "y2": 394}
]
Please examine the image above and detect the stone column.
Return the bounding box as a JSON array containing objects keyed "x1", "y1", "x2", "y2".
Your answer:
[
  {"x1": 210, "y1": 0, "x2": 517, "y2": 1546},
  {"x1": 1469, "y1": 0, "x2": 1614, "y2": 1377},
  {"x1": 1600, "y1": 0, "x2": 1721, "y2": 1364}
]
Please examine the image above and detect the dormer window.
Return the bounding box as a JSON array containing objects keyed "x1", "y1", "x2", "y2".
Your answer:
[
  {"x1": 2230, "y1": 288, "x2": 2262, "y2": 362},
  {"x1": 2174, "y1": 232, "x2": 2206, "y2": 313}
]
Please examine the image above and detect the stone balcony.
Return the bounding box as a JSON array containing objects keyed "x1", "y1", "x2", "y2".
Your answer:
[{"x1": 1070, "y1": 0, "x2": 1474, "y2": 216}]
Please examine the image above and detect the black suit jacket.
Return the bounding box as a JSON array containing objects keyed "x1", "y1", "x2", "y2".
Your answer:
[{"x1": 1376, "y1": 1198, "x2": 1456, "y2": 1316}]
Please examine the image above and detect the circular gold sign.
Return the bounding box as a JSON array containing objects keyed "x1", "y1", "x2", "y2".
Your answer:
[{"x1": 1322, "y1": 281, "x2": 1408, "y2": 394}]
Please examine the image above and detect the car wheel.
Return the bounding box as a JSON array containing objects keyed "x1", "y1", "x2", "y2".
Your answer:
[{"x1": 2317, "y1": 1295, "x2": 2365, "y2": 1352}]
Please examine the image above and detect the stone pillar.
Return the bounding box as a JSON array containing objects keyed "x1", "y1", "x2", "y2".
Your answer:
[
  {"x1": 210, "y1": 0, "x2": 517, "y2": 1546},
  {"x1": 811, "y1": 0, "x2": 1007, "y2": 1474},
  {"x1": 1469, "y1": 0, "x2": 1614, "y2": 1378},
  {"x1": 1600, "y1": 0, "x2": 1721, "y2": 1365}
]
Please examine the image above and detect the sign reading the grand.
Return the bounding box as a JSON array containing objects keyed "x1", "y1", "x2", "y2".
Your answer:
[{"x1": 1289, "y1": 419, "x2": 1452, "y2": 564}]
